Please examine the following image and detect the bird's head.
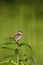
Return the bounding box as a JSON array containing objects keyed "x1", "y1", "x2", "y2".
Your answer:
[{"x1": 18, "y1": 31, "x2": 22, "y2": 35}]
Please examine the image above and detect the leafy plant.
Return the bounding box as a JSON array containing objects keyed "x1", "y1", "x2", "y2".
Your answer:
[{"x1": 0, "y1": 37, "x2": 35, "y2": 65}]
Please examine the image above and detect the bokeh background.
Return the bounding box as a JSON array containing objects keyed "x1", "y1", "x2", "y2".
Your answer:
[{"x1": 0, "y1": 0, "x2": 43, "y2": 65}]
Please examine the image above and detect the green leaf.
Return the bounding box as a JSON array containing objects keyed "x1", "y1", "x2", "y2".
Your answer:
[
  {"x1": 4, "y1": 42, "x2": 15, "y2": 45},
  {"x1": 25, "y1": 57, "x2": 35, "y2": 64},
  {"x1": 25, "y1": 58, "x2": 29, "y2": 61},
  {"x1": 19, "y1": 42, "x2": 32, "y2": 49},
  {"x1": 19, "y1": 61, "x2": 25, "y2": 65},
  {"x1": 8, "y1": 37, "x2": 13, "y2": 39},
  {"x1": 29, "y1": 57, "x2": 35, "y2": 64},
  {"x1": 4, "y1": 55, "x2": 15, "y2": 59},
  {"x1": 0, "y1": 60, "x2": 17, "y2": 65},
  {"x1": 8, "y1": 37, "x2": 15, "y2": 41},
  {"x1": 1, "y1": 47, "x2": 15, "y2": 51},
  {"x1": 15, "y1": 48, "x2": 19, "y2": 55},
  {"x1": 19, "y1": 59, "x2": 23, "y2": 62}
]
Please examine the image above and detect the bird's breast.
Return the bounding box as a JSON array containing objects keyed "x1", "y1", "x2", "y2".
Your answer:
[{"x1": 15, "y1": 35, "x2": 22, "y2": 41}]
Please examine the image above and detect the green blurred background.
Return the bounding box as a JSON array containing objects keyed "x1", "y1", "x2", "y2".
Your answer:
[{"x1": 0, "y1": 0, "x2": 43, "y2": 65}]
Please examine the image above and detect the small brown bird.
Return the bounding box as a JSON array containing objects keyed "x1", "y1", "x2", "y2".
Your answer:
[{"x1": 13, "y1": 31, "x2": 22, "y2": 42}]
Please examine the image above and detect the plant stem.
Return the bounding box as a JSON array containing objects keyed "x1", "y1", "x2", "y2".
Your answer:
[
  {"x1": 17, "y1": 55, "x2": 19, "y2": 65},
  {"x1": 16, "y1": 42, "x2": 19, "y2": 65}
]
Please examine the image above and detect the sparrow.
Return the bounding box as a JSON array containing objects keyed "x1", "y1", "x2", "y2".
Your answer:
[{"x1": 12, "y1": 31, "x2": 22, "y2": 42}]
